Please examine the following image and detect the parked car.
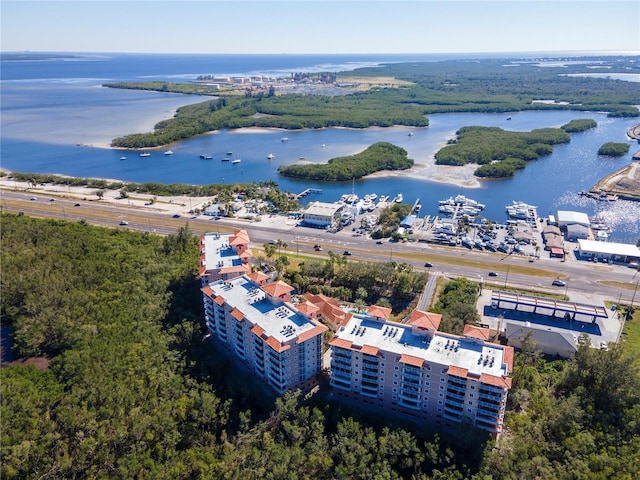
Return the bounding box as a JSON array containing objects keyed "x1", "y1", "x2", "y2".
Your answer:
[
  {"x1": 313, "y1": 245, "x2": 323, "y2": 251},
  {"x1": 119, "y1": 220, "x2": 129, "y2": 226},
  {"x1": 74, "y1": 203, "x2": 81, "y2": 207},
  {"x1": 30, "y1": 197, "x2": 37, "y2": 201},
  {"x1": 376, "y1": 240, "x2": 384, "y2": 245},
  {"x1": 424, "y1": 262, "x2": 433, "y2": 268},
  {"x1": 173, "y1": 214, "x2": 181, "y2": 218},
  {"x1": 488, "y1": 271, "x2": 499, "y2": 277},
  {"x1": 552, "y1": 279, "x2": 566, "y2": 287},
  {"x1": 343, "y1": 250, "x2": 352, "y2": 256}
]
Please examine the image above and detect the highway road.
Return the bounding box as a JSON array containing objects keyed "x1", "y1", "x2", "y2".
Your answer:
[{"x1": 2, "y1": 189, "x2": 637, "y2": 305}]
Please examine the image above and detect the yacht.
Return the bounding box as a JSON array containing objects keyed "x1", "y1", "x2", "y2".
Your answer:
[
  {"x1": 281, "y1": 137, "x2": 289, "y2": 142},
  {"x1": 139, "y1": 152, "x2": 151, "y2": 157},
  {"x1": 200, "y1": 154, "x2": 213, "y2": 160},
  {"x1": 232, "y1": 158, "x2": 241, "y2": 164},
  {"x1": 221, "y1": 157, "x2": 230, "y2": 162},
  {"x1": 394, "y1": 193, "x2": 403, "y2": 203},
  {"x1": 267, "y1": 153, "x2": 275, "y2": 159},
  {"x1": 164, "y1": 150, "x2": 173, "y2": 156},
  {"x1": 119, "y1": 155, "x2": 127, "y2": 160}
]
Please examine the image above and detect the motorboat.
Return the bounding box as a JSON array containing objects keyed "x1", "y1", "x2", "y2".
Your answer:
[
  {"x1": 281, "y1": 137, "x2": 289, "y2": 142},
  {"x1": 200, "y1": 154, "x2": 212, "y2": 159},
  {"x1": 221, "y1": 157, "x2": 230, "y2": 162},
  {"x1": 232, "y1": 158, "x2": 241, "y2": 164},
  {"x1": 119, "y1": 155, "x2": 127, "y2": 160},
  {"x1": 267, "y1": 153, "x2": 274, "y2": 159},
  {"x1": 164, "y1": 150, "x2": 173, "y2": 155},
  {"x1": 394, "y1": 194, "x2": 403, "y2": 203},
  {"x1": 139, "y1": 152, "x2": 151, "y2": 157}
]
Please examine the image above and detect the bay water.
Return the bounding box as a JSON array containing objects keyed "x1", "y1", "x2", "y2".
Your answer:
[{"x1": 1, "y1": 53, "x2": 639, "y2": 242}]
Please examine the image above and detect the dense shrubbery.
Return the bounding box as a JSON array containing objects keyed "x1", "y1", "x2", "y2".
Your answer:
[
  {"x1": 598, "y1": 142, "x2": 631, "y2": 157},
  {"x1": 561, "y1": 118, "x2": 598, "y2": 133},
  {"x1": 434, "y1": 126, "x2": 570, "y2": 177},
  {"x1": 278, "y1": 142, "x2": 413, "y2": 181}
]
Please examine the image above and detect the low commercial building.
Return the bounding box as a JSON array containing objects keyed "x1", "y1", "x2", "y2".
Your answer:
[
  {"x1": 557, "y1": 210, "x2": 590, "y2": 229},
  {"x1": 301, "y1": 201, "x2": 344, "y2": 228},
  {"x1": 576, "y1": 239, "x2": 640, "y2": 264},
  {"x1": 329, "y1": 309, "x2": 513, "y2": 435}
]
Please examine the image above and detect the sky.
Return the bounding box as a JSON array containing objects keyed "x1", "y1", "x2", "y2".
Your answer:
[{"x1": 2, "y1": 0, "x2": 639, "y2": 55}]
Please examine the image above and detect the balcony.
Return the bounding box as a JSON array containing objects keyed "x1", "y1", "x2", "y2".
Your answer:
[
  {"x1": 398, "y1": 397, "x2": 421, "y2": 410},
  {"x1": 331, "y1": 378, "x2": 352, "y2": 391}
]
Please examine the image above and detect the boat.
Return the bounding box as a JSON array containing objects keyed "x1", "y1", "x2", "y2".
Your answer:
[
  {"x1": 221, "y1": 157, "x2": 230, "y2": 162},
  {"x1": 394, "y1": 194, "x2": 403, "y2": 203},
  {"x1": 227, "y1": 150, "x2": 233, "y2": 156},
  {"x1": 164, "y1": 150, "x2": 173, "y2": 155},
  {"x1": 267, "y1": 153, "x2": 274, "y2": 159},
  {"x1": 119, "y1": 155, "x2": 127, "y2": 160},
  {"x1": 408, "y1": 132, "x2": 414, "y2": 137},
  {"x1": 200, "y1": 154, "x2": 213, "y2": 160},
  {"x1": 139, "y1": 152, "x2": 150, "y2": 157},
  {"x1": 507, "y1": 116, "x2": 512, "y2": 120},
  {"x1": 232, "y1": 158, "x2": 241, "y2": 164},
  {"x1": 281, "y1": 137, "x2": 289, "y2": 142}
]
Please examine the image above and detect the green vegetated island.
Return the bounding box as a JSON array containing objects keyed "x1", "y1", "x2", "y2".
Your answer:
[
  {"x1": 277, "y1": 142, "x2": 413, "y2": 181},
  {"x1": 435, "y1": 119, "x2": 597, "y2": 178},
  {"x1": 105, "y1": 57, "x2": 640, "y2": 179}
]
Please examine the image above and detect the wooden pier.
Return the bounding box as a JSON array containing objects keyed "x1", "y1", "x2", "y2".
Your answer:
[{"x1": 294, "y1": 188, "x2": 322, "y2": 200}]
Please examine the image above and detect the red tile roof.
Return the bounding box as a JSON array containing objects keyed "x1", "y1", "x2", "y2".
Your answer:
[
  {"x1": 262, "y1": 280, "x2": 294, "y2": 298},
  {"x1": 230, "y1": 308, "x2": 244, "y2": 321},
  {"x1": 463, "y1": 324, "x2": 490, "y2": 341},
  {"x1": 251, "y1": 324, "x2": 265, "y2": 337},
  {"x1": 328, "y1": 337, "x2": 353, "y2": 350},
  {"x1": 502, "y1": 345, "x2": 514, "y2": 373},
  {"x1": 408, "y1": 310, "x2": 442, "y2": 330},
  {"x1": 219, "y1": 265, "x2": 247, "y2": 274},
  {"x1": 447, "y1": 365, "x2": 469, "y2": 378},
  {"x1": 265, "y1": 336, "x2": 290, "y2": 353},
  {"x1": 213, "y1": 296, "x2": 225, "y2": 306},
  {"x1": 367, "y1": 305, "x2": 392, "y2": 320},
  {"x1": 295, "y1": 301, "x2": 320, "y2": 315},
  {"x1": 479, "y1": 373, "x2": 512, "y2": 389},
  {"x1": 360, "y1": 344, "x2": 379, "y2": 356},
  {"x1": 201, "y1": 286, "x2": 214, "y2": 297},
  {"x1": 399, "y1": 354, "x2": 425, "y2": 368},
  {"x1": 247, "y1": 271, "x2": 269, "y2": 284},
  {"x1": 296, "y1": 325, "x2": 328, "y2": 343}
]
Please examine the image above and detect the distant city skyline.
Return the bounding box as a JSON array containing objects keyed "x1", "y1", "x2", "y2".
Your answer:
[{"x1": 2, "y1": 1, "x2": 639, "y2": 55}]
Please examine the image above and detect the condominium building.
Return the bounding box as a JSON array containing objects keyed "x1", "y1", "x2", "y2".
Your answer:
[
  {"x1": 329, "y1": 308, "x2": 513, "y2": 435},
  {"x1": 202, "y1": 274, "x2": 328, "y2": 394},
  {"x1": 199, "y1": 230, "x2": 253, "y2": 286}
]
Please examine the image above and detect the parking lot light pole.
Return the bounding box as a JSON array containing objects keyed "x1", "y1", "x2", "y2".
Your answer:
[{"x1": 504, "y1": 265, "x2": 510, "y2": 289}]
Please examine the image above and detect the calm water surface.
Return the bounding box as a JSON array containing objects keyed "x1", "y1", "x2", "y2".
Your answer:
[{"x1": 2, "y1": 53, "x2": 639, "y2": 242}]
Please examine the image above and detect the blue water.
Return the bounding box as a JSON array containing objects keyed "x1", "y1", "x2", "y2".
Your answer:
[{"x1": 1, "y1": 53, "x2": 639, "y2": 242}]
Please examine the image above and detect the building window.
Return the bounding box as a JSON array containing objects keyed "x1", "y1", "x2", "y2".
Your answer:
[
  {"x1": 438, "y1": 393, "x2": 443, "y2": 397},
  {"x1": 439, "y1": 385, "x2": 444, "y2": 390},
  {"x1": 393, "y1": 388, "x2": 397, "y2": 393},
  {"x1": 468, "y1": 401, "x2": 473, "y2": 405},
  {"x1": 467, "y1": 408, "x2": 472, "y2": 413},
  {"x1": 469, "y1": 393, "x2": 474, "y2": 398},
  {"x1": 393, "y1": 381, "x2": 398, "y2": 385},
  {"x1": 394, "y1": 366, "x2": 399, "y2": 370}
]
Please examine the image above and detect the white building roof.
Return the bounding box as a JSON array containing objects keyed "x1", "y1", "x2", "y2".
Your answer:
[
  {"x1": 335, "y1": 314, "x2": 509, "y2": 379},
  {"x1": 304, "y1": 201, "x2": 343, "y2": 218},
  {"x1": 557, "y1": 210, "x2": 590, "y2": 226},
  {"x1": 210, "y1": 275, "x2": 319, "y2": 344},
  {"x1": 201, "y1": 232, "x2": 244, "y2": 272},
  {"x1": 577, "y1": 239, "x2": 640, "y2": 257}
]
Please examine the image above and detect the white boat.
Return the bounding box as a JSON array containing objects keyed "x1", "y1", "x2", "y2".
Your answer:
[
  {"x1": 200, "y1": 154, "x2": 212, "y2": 160},
  {"x1": 408, "y1": 132, "x2": 414, "y2": 137},
  {"x1": 164, "y1": 150, "x2": 173, "y2": 155},
  {"x1": 267, "y1": 153, "x2": 274, "y2": 159},
  {"x1": 139, "y1": 152, "x2": 150, "y2": 157},
  {"x1": 119, "y1": 155, "x2": 127, "y2": 160},
  {"x1": 596, "y1": 230, "x2": 609, "y2": 241},
  {"x1": 394, "y1": 194, "x2": 403, "y2": 203},
  {"x1": 281, "y1": 137, "x2": 289, "y2": 142},
  {"x1": 232, "y1": 158, "x2": 241, "y2": 164}
]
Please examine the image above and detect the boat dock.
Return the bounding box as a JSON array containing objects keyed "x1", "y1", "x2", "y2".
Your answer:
[{"x1": 294, "y1": 188, "x2": 322, "y2": 200}]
